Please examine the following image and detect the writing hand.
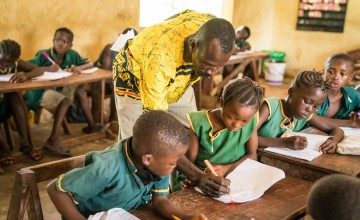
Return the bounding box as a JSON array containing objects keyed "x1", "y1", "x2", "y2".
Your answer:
[
  {"x1": 285, "y1": 136, "x2": 307, "y2": 150},
  {"x1": 49, "y1": 63, "x2": 60, "y2": 72},
  {"x1": 197, "y1": 174, "x2": 230, "y2": 197},
  {"x1": 204, "y1": 164, "x2": 231, "y2": 177},
  {"x1": 69, "y1": 65, "x2": 81, "y2": 75},
  {"x1": 319, "y1": 137, "x2": 337, "y2": 154},
  {"x1": 9, "y1": 73, "x2": 28, "y2": 83}
]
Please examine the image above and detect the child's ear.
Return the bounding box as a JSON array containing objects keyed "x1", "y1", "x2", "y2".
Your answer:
[
  {"x1": 142, "y1": 154, "x2": 153, "y2": 166},
  {"x1": 288, "y1": 87, "x2": 294, "y2": 96}
]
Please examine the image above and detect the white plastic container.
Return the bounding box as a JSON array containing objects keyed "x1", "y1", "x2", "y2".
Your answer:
[{"x1": 264, "y1": 61, "x2": 287, "y2": 85}]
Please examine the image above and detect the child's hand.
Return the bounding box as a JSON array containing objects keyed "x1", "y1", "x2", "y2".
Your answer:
[
  {"x1": 69, "y1": 65, "x2": 81, "y2": 75},
  {"x1": 180, "y1": 178, "x2": 195, "y2": 189},
  {"x1": 49, "y1": 63, "x2": 60, "y2": 72},
  {"x1": 349, "y1": 112, "x2": 360, "y2": 120},
  {"x1": 204, "y1": 164, "x2": 231, "y2": 177},
  {"x1": 319, "y1": 137, "x2": 337, "y2": 154},
  {"x1": 350, "y1": 119, "x2": 360, "y2": 128},
  {"x1": 182, "y1": 214, "x2": 208, "y2": 220},
  {"x1": 197, "y1": 174, "x2": 230, "y2": 197},
  {"x1": 285, "y1": 136, "x2": 307, "y2": 150},
  {"x1": 9, "y1": 73, "x2": 28, "y2": 83}
]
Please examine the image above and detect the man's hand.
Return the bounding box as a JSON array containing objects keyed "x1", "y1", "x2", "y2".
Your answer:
[{"x1": 197, "y1": 174, "x2": 230, "y2": 197}]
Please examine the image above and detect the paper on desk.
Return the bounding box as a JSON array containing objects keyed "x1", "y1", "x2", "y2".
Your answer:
[
  {"x1": 264, "y1": 132, "x2": 330, "y2": 161},
  {"x1": 195, "y1": 158, "x2": 285, "y2": 203},
  {"x1": 81, "y1": 67, "x2": 99, "y2": 74},
  {"x1": 110, "y1": 29, "x2": 136, "y2": 52},
  {"x1": 88, "y1": 208, "x2": 140, "y2": 220},
  {"x1": 0, "y1": 74, "x2": 14, "y2": 82},
  {"x1": 340, "y1": 127, "x2": 360, "y2": 136},
  {"x1": 32, "y1": 71, "x2": 72, "y2": 81}
]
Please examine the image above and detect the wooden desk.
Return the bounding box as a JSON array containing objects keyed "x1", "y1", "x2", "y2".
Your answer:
[
  {"x1": 131, "y1": 177, "x2": 312, "y2": 220},
  {"x1": 0, "y1": 69, "x2": 112, "y2": 160},
  {"x1": 194, "y1": 51, "x2": 270, "y2": 109}
]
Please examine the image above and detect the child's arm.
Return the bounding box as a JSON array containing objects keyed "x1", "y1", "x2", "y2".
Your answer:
[
  {"x1": 185, "y1": 129, "x2": 200, "y2": 163},
  {"x1": 257, "y1": 102, "x2": 308, "y2": 150},
  {"x1": 100, "y1": 44, "x2": 113, "y2": 70},
  {"x1": 69, "y1": 62, "x2": 94, "y2": 74},
  {"x1": 47, "y1": 179, "x2": 86, "y2": 220},
  {"x1": 308, "y1": 114, "x2": 344, "y2": 153},
  {"x1": 315, "y1": 116, "x2": 360, "y2": 128},
  {"x1": 152, "y1": 195, "x2": 207, "y2": 220}
]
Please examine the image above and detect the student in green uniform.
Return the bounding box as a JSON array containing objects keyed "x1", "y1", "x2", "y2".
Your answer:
[
  {"x1": 257, "y1": 70, "x2": 344, "y2": 153},
  {"x1": 174, "y1": 77, "x2": 263, "y2": 190},
  {"x1": 307, "y1": 174, "x2": 360, "y2": 220},
  {"x1": 47, "y1": 110, "x2": 207, "y2": 220},
  {"x1": 315, "y1": 53, "x2": 360, "y2": 127},
  {"x1": 0, "y1": 39, "x2": 57, "y2": 168},
  {"x1": 24, "y1": 27, "x2": 102, "y2": 156}
]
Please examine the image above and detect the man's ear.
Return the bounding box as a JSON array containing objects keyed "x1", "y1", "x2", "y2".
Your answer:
[
  {"x1": 142, "y1": 154, "x2": 153, "y2": 166},
  {"x1": 189, "y1": 39, "x2": 199, "y2": 53}
]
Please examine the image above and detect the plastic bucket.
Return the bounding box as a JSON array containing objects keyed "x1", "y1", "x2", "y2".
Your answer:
[{"x1": 264, "y1": 61, "x2": 287, "y2": 85}]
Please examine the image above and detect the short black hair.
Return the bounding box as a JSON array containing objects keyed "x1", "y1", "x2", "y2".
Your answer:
[
  {"x1": 290, "y1": 70, "x2": 330, "y2": 95},
  {"x1": 236, "y1": 26, "x2": 251, "y2": 38},
  {"x1": 325, "y1": 52, "x2": 355, "y2": 71},
  {"x1": 195, "y1": 18, "x2": 235, "y2": 54},
  {"x1": 0, "y1": 39, "x2": 21, "y2": 60},
  {"x1": 307, "y1": 174, "x2": 360, "y2": 220},
  {"x1": 54, "y1": 27, "x2": 74, "y2": 42},
  {"x1": 122, "y1": 27, "x2": 139, "y2": 36},
  {"x1": 133, "y1": 110, "x2": 188, "y2": 156},
  {"x1": 222, "y1": 77, "x2": 263, "y2": 109}
]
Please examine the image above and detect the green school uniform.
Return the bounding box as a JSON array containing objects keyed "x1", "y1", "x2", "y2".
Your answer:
[
  {"x1": 316, "y1": 86, "x2": 360, "y2": 119},
  {"x1": 56, "y1": 138, "x2": 169, "y2": 218},
  {"x1": 258, "y1": 97, "x2": 313, "y2": 138},
  {"x1": 24, "y1": 48, "x2": 87, "y2": 111},
  {"x1": 236, "y1": 40, "x2": 250, "y2": 49},
  {"x1": 174, "y1": 110, "x2": 258, "y2": 190}
]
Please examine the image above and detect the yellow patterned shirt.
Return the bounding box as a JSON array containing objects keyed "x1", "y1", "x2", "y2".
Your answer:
[{"x1": 113, "y1": 10, "x2": 215, "y2": 111}]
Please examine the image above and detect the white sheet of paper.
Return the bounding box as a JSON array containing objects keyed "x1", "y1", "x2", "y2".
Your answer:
[
  {"x1": 340, "y1": 127, "x2": 360, "y2": 136},
  {"x1": 32, "y1": 71, "x2": 72, "y2": 81},
  {"x1": 81, "y1": 67, "x2": 99, "y2": 74},
  {"x1": 0, "y1": 74, "x2": 14, "y2": 82},
  {"x1": 195, "y1": 158, "x2": 285, "y2": 203},
  {"x1": 264, "y1": 132, "x2": 330, "y2": 161},
  {"x1": 87, "y1": 208, "x2": 140, "y2": 220},
  {"x1": 110, "y1": 29, "x2": 136, "y2": 52}
]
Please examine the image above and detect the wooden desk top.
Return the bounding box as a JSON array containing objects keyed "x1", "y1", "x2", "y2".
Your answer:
[
  {"x1": 0, "y1": 69, "x2": 112, "y2": 93},
  {"x1": 226, "y1": 51, "x2": 270, "y2": 65},
  {"x1": 131, "y1": 177, "x2": 312, "y2": 220}
]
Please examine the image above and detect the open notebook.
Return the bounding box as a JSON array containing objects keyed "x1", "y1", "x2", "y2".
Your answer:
[
  {"x1": 0, "y1": 74, "x2": 14, "y2": 82},
  {"x1": 88, "y1": 208, "x2": 139, "y2": 220},
  {"x1": 32, "y1": 71, "x2": 72, "y2": 81},
  {"x1": 265, "y1": 132, "x2": 331, "y2": 161},
  {"x1": 340, "y1": 127, "x2": 360, "y2": 136},
  {"x1": 195, "y1": 158, "x2": 285, "y2": 203}
]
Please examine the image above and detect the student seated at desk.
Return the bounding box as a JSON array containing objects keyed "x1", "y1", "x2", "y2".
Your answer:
[
  {"x1": 256, "y1": 70, "x2": 344, "y2": 153},
  {"x1": 47, "y1": 110, "x2": 207, "y2": 220},
  {"x1": 0, "y1": 39, "x2": 59, "y2": 167},
  {"x1": 94, "y1": 27, "x2": 138, "y2": 122},
  {"x1": 174, "y1": 77, "x2": 263, "y2": 191},
  {"x1": 315, "y1": 53, "x2": 360, "y2": 128},
  {"x1": 24, "y1": 27, "x2": 103, "y2": 156},
  {"x1": 307, "y1": 174, "x2": 360, "y2": 220}
]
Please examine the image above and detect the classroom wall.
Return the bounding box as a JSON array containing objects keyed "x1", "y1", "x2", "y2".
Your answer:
[
  {"x1": 232, "y1": 0, "x2": 360, "y2": 76},
  {"x1": 0, "y1": 0, "x2": 140, "y2": 61}
]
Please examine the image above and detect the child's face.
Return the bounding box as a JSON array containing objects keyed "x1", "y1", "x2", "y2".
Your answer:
[
  {"x1": 288, "y1": 86, "x2": 327, "y2": 119},
  {"x1": 324, "y1": 58, "x2": 353, "y2": 91},
  {"x1": 145, "y1": 144, "x2": 187, "y2": 177},
  {"x1": 53, "y1": 31, "x2": 73, "y2": 54},
  {"x1": 221, "y1": 102, "x2": 257, "y2": 132},
  {"x1": 0, "y1": 55, "x2": 17, "y2": 71},
  {"x1": 236, "y1": 29, "x2": 249, "y2": 43}
]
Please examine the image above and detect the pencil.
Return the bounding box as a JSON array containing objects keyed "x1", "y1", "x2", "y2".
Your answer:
[
  {"x1": 171, "y1": 215, "x2": 181, "y2": 220},
  {"x1": 283, "y1": 125, "x2": 297, "y2": 136},
  {"x1": 42, "y1": 51, "x2": 63, "y2": 71},
  {"x1": 204, "y1": 159, "x2": 218, "y2": 176}
]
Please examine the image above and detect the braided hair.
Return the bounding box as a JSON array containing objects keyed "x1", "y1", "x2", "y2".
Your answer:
[
  {"x1": 290, "y1": 70, "x2": 330, "y2": 95},
  {"x1": 221, "y1": 77, "x2": 264, "y2": 109},
  {"x1": 0, "y1": 39, "x2": 21, "y2": 60}
]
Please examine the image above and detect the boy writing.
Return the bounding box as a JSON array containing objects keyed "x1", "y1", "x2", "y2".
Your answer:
[
  {"x1": 316, "y1": 53, "x2": 360, "y2": 127},
  {"x1": 47, "y1": 110, "x2": 207, "y2": 220},
  {"x1": 24, "y1": 27, "x2": 103, "y2": 156}
]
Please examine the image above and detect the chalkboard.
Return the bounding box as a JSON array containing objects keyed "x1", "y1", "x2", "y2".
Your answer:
[{"x1": 296, "y1": 0, "x2": 348, "y2": 33}]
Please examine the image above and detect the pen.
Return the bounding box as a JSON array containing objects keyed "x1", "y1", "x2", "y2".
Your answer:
[
  {"x1": 42, "y1": 51, "x2": 62, "y2": 71},
  {"x1": 283, "y1": 125, "x2": 297, "y2": 136},
  {"x1": 204, "y1": 159, "x2": 218, "y2": 176},
  {"x1": 171, "y1": 215, "x2": 181, "y2": 220}
]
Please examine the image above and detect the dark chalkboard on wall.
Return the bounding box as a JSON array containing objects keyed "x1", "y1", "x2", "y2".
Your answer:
[{"x1": 296, "y1": 0, "x2": 348, "y2": 33}]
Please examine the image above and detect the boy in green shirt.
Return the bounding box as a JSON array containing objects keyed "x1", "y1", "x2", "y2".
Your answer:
[{"x1": 47, "y1": 110, "x2": 207, "y2": 220}]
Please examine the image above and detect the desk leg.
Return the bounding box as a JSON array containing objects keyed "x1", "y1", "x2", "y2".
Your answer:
[
  {"x1": 91, "y1": 79, "x2": 105, "y2": 124},
  {"x1": 250, "y1": 59, "x2": 259, "y2": 82}
]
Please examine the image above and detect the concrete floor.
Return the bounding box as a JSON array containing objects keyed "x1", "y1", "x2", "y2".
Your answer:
[{"x1": 0, "y1": 78, "x2": 291, "y2": 220}]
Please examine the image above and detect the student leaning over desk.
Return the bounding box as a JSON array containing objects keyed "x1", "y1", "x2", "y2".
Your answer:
[
  {"x1": 315, "y1": 53, "x2": 360, "y2": 128},
  {"x1": 256, "y1": 70, "x2": 344, "y2": 154},
  {"x1": 23, "y1": 27, "x2": 103, "y2": 156}
]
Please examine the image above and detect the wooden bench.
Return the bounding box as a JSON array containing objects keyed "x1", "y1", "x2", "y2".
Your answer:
[{"x1": 7, "y1": 155, "x2": 85, "y2": 220}]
